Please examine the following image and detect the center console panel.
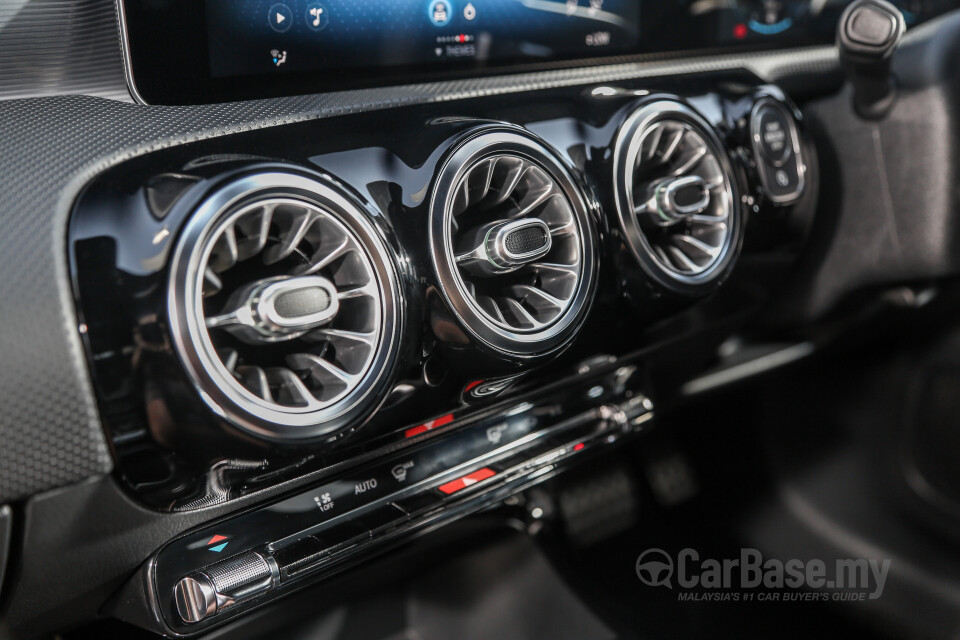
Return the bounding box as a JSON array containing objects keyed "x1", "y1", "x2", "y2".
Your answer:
[{"x1": 68, "y1": 71, "x2": 815, "y2": 635}]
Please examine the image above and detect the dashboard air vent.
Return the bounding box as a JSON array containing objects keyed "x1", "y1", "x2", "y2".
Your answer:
[
  {"x1": 168, "y1": 172, "x2": 400, "y2": 441},
  {"x1": 431, "y1": 129, "x2": 596, "y2": 357},
  {"x1": 613, "y1": 101, "x2": 741, "y2": 294}
]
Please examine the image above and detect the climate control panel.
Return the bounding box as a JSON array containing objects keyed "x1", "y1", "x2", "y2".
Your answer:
[
  {"x1": 68, "y1": 70, "x2": 817, "y2": 637},
  {"x1": 151, "y1": 372, "x2": 652, "y2": 634}
]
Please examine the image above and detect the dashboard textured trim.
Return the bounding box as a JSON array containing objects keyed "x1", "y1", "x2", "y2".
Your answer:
[
  {"x1": 0, "y1": 43, "x2": 836, "y2": 502},
  {"x1": 0, "y1": 0, "x2": 129, "y2": 101}
]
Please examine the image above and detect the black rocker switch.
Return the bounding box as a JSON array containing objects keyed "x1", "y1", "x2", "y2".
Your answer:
[{"x1": 838, "y1": 0, "x2": 906, "y2": 120}]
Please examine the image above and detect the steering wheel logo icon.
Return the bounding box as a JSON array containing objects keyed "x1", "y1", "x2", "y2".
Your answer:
[{"x1": 635, "y1": 549, "x2": 674, "y2": 588}]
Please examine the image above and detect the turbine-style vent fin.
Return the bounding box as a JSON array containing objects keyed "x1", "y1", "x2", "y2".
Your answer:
[
  {"x1": 449, "y1": 154, "x2": 580, "y2": 332},
  {"x1": 431, "y1": 131, "x2": 596, "y2": 357},
  {"x1": 169, "y1": 173, "x2": 399, "y2": 441},
  {"x1": 198, "y1": 198, "x2": 379, "y2": 412},
  {"x1": 614, "y1": 102, "x2": 740, "y2": 293}
]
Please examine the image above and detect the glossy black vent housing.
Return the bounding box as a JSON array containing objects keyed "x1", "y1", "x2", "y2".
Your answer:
[{"x1": 67, "y1": 77, "x2": 814, "y2": 509}]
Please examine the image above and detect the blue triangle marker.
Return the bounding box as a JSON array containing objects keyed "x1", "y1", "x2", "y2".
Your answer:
[{"x1": 209, "y1": 542, "x2": 228, "y2": 553}]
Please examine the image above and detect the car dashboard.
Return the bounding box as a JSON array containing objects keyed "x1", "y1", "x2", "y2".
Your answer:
[{"x1": 2, "y1": 0, "x2": 960, "y2": 638}]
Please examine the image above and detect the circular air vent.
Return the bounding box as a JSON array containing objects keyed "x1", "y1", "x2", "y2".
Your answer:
[
  {"x1": 613, "y1": 101, "x2": 741, "y2": 294},
  {"x1": 168, "y1": 171, "x2": 400, "y2": 441},
  {"x1": 430, "y1": 129, "x2": 596, "y2": 357}
]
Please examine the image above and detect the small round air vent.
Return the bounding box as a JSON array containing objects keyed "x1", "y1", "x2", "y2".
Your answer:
[
  {"x1": 430, "y1": 129, "x2": 596, "y2": 357},
  {"x1": 613, "y1": 101, "x2": 741, "y2": 294},
  {"x1": 168, "y1": 171, "x2": 400, "y2": 441}
]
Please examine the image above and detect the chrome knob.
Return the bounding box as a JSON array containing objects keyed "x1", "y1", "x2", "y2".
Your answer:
[
  {"x1": 456, "y1": 218, "x2": 553, "y2": 276},
  {"x1": 205, "y1": 275, "x2": 340, "y2": 343},
  {"x1": 173, "y1": 551, "x2": 276, "y2": 625},
  {"x1": 642, "y1": 175, "x2": 711, "y2": 227},
  {"x1": 175, "y1": 575, "x2": 218, "y2": 624}
]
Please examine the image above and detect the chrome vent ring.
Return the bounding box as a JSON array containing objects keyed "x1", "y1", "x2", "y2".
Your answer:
[
  {"x1": 169, "y1": 172, "x2": 400, "y2": 441},
  {"x1": 614, "y1": 101, "x2": 741, "y2": 293},
  {"x1": 431, "y1": 130, "x2": 596, "y2": 357}
]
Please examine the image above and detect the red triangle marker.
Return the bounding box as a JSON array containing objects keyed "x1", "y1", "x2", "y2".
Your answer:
[{"x1": 207, "y1": 534, "x2": 228, "y2": 546}]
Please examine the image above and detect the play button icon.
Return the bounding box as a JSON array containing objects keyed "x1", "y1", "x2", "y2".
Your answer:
[{"x1": 268, "y1": 3, "x2": 293, "y2": 32}]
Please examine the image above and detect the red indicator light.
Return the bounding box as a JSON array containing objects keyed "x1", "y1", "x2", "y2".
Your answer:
[
  {"x1": 733, "y1": 23, "x2": 748, "y2": 40},
  {"x1": 438, "y1": 468, "x2": 496, "y2": 495},
  {"x1": 405, "y1": 413, "x2": 455, "y2": 438},
  {"x1": 206, "y1": 534, "x2": 228, "y2": 546},
  {"x1": 573, "y1": 442, "x2": 585, "y2": 452}
]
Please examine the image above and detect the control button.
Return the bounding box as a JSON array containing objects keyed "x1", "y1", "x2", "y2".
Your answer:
[
  {"x1": 356, "y1": 504, "x2": 407, "y2": 534},
  {"x1": 490, "y1": 453, "x2": 529, "y2": 473},
  {"x1": 316, "y1": 520, "x2": 370, "y2": 553},
  {"x1": 750, "y1": 100, "x2": 805, "y2": 204},
  {"x1": 305, "y1": 2, "x2": 329, "y2": 30},
  {"x1": 486, "y1": 423, "x2": 509, "y2": 445},
  {"x1": 428, "y1": 0, "x2": 453, "y2": 26},
  {"x1": 392, "y1": 493, "x2": 443, "y2": 517},
  {"x1": 352, "y1": 476, "x2": 381, "y2": 498},
  {"x1": 405, "y1": 413, "x2": 454, "y2": 438},
  {"x1": 308, "y1": 475, "x2": 390, "y2": 519},
  {"x1": 391, "y1": 460, "x2": 416, "y2": 483},
  {"x1": 846, "y1": 4, "x2": 897, "y2": 46},
  {"x1": 268, "y1": 3, "x2": 293, "y2": 32},
  {"x1": 438, "y1": 468, "x2": 496, "y2": 495},
  {"x1": 274, "y1": 536, "x2": 325, "y2": 580},
  {"x1": 464, "y1": 2, "x2": 476, "y2": 20},
  {"x1": 312, "y1": 490, "x2": 337, "y2": 513},
  {"x1": 754, "y1": 106, "x2": 792, "y2": 167},
  {"x1": 776, "y1": 169, "x2": 792, "y2": 188},
  {"x1": 758, "y1": 161, "x2": 802, "y2": 203},
  {"x1": 175, "y1": 575, "x2": 217, "y2": 624},
  {"x1": 175, "y1": 551, "x2": 275, "y2": 624}
]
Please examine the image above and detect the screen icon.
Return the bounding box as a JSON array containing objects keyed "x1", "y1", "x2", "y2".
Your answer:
[
  {"x1": 271, "y1": 49, "x2": 287, "y2": 66},
  {"x1": 463, "y1": 2, "x2": 476, "y2": 20},
  {"x1": 428, "y1": 0, "x2": 452, "y2": 26},
  {"x1": 268, "y1": 3, "x2": 293, "y2": 32},
  {"x1": 306, "y1": 3, "x2": 329, "y2": 31}
]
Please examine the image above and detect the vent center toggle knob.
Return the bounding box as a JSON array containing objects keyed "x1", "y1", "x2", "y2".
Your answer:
[
  {"x1": 206, "y1": 275, "x2": 340, "y2": 344},
  {"x1": 642, "y1": 175, "x2": 711, "y2": 227},
  {"x1": 456, "y1": 218, "x2": 553, "y2": 276}
]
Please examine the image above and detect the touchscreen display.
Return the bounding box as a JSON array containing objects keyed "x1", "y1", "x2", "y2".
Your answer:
[{"x1": 204, "y1": 0, "x2": 641, "y2": 78}]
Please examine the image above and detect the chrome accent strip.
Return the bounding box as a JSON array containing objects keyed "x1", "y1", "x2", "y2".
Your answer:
[
  {"x1": 681, "y1": 342, "x2": 816, "y2": 396},
  {"x1": 114, "y1": 0, "x2": 148, "y2": 105}
]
